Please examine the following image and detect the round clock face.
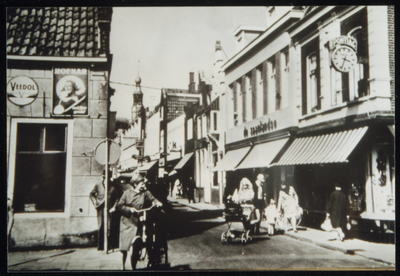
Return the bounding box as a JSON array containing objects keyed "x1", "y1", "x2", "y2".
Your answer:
[{"x1": 332, "y1": 45, "x2": 357, "y2": 73}]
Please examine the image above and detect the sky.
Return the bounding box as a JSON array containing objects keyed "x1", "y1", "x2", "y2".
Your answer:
[{"x1": 109, "y1": 7, "x2": 267, "y2": 119}]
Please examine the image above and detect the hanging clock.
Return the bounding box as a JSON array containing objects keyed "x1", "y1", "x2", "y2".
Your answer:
[{"x1": 331, "y1": 45, "x2": 357, "y2": 73}]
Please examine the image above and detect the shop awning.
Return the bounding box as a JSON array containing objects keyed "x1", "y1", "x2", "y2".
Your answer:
[
  {"x1": 213, "y1": 147, "x2": 251, "y2": 171},
  {"x1": 274, "y1": 127, "x2": 368, "y2": 165},
  {"x1": 174, "y1": 153, "x2": 194, "y2": 170},
  {"x1": 388, "y1": 125, "x2": 395, "y2": 136},
  {"x1": 138, "y1": 160, "x2": 158, "y2": 172},
  {"x1": 235, "y1": 138, "x2": 289, "y2": 170}
]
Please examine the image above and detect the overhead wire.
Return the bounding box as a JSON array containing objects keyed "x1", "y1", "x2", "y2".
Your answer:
[{"x1": 110, "y1": 81, "x2": 161, "y2": 90}]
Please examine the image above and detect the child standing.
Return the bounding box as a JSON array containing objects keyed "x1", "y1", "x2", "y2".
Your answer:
[{"x1": 264, "y1": 199, "x2": 278, "y2": 235}]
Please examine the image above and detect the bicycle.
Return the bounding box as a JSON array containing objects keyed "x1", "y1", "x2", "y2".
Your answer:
[{"x1": 128, "y1": 204, "x2": 168, "y2": 270}]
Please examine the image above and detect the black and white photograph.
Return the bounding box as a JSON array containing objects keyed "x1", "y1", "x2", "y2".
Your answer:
[{"x1": 6, "y1": 5, "x2": 395, "y2": 271}]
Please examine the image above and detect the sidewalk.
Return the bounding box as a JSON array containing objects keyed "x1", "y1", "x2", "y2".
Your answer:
[{"x1": 171, "y1": 197, "x2": 395, "y2": 266}]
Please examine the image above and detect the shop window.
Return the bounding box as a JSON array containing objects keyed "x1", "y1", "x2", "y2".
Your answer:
[
  {"x1": 280, "y1": 49, "x2": 289, "y2": 109},
  {"x1": 339, "y1": 8, "x2": 369, "y2": 101},
  {"x1": 267, "y1": 56, "x2": 276, "y2": 114},
  {"x1": 13, "y1": 123, "x2": 67, "y2": 213},
  {"x1": 301, "y1": 37, "x2": 320, "y2": 115}
]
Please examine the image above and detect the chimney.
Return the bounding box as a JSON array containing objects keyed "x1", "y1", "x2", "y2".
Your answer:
[{"x1": 188, "y1": 72, "x2": 195, "y2": 93}]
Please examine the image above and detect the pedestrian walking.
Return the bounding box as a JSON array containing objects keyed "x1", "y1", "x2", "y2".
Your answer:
[
  {"x1": 228, "y1": 177, "x2": 255, "y2": 204},
  {"x1": 277, "y1": 182, "x2": 299, "y2": 233},
  {"x1": 173, "y1": 178, "x2": 183, "y2": 199},
  {"x1": 89, "y1": 170, "x2": 119, "y2": 251},
  {"x1": 327, "y1": 183, "x2": 349, "y2": 241},
  {"x1": 264, "y1": 199, "x2": 278, "y2": 235},
  {"x1": 253, "y1": 174, "x2": 266, "y2": 234},
  {"x1": 117, "y1": 175, "x2": 162, "y2": 270},
  {"x1": 187, "y1": 177, "x2": 196, "y2": 203}
]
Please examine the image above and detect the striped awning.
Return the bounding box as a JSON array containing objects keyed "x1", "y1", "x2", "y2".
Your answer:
[
  {"x1": 235, "y1": 138, "x2": 289, "y2": 170},
  {"x1": 213, "y1": 147, "x2": 251, "y2": 171},
  {"x1": 275, "y1": 127, "x2": 368, "y2": 165}
]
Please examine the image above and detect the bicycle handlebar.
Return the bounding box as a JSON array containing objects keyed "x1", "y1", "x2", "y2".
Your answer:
[{"x1": 128, "y1": 203, "x2": 160, "y2": 213}]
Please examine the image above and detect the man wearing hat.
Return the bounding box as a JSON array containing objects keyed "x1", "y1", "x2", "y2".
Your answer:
[
  {"x1": 253, "y1": 174, "x2": 267, "y2": 234},
  {"x1": 89, "y1": 170, "x2": 118, "y2": 251}
]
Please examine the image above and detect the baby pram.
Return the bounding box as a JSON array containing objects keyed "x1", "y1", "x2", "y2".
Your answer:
[{"x1": 221, "y1": 201, "x2": 256, "y2": 244}]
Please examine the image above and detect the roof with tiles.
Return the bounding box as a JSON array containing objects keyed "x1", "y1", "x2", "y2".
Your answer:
[{"x1": 6, "y1": 7, "x2": 112, "y2": 58}]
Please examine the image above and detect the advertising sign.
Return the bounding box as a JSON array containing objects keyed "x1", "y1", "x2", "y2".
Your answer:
[
  {"x1": 53, "y1": 68, "x2": 88, "y2": 115},
  {"x1": 7, "y1": 76, "x2": 39, "y2": 106}
]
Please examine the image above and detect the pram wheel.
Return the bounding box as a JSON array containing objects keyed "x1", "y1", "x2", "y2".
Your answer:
[
  {"x1": 221, "y1": 232, "x2": 228, "y2": 245},
  {"x1": 241, "y1": 233, "x2": 248, "y2": 244},
  {"x1": 246, "y1": 230, "x2": 252, "y2": 242}
]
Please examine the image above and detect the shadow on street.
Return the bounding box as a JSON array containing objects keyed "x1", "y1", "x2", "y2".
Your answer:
[{"x1": 164, "y1": 203, "x2": 224, "y2": 241}]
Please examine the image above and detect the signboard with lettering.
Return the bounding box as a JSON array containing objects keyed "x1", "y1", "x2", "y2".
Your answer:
[
  {"x1": 225, "y1": 111, "x2": 295, "y2": 145},
  {"x1": 52, "y1": 68, "x2": 88, "y2": 115},
  {"x1": 7, "y1": 76, "x2": 39, "y2": 106}
]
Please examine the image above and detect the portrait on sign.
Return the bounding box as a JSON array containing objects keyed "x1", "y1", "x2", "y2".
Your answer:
[{"x1": 52, "y1": 68, "x2": 88, "y2": 115}]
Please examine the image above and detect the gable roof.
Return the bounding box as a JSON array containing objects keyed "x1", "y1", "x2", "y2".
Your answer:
[{"x1": 6, "y1": 7, "x2": 112, "y2": 58}]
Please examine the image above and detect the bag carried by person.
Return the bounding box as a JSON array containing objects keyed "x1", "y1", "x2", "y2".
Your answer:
[{"x1": 321, "y1": 216, "x2": 333, "y2": 232}]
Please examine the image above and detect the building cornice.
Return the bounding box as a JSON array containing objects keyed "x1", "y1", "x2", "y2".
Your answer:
[
  {"x1": 222, "y1": 9, "x2": 304, "y2": 71},
  {"x1": 7, "y1": 55, "x2": 108, "y2": 63}
]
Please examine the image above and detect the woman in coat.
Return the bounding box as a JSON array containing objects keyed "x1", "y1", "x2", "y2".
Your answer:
[
  {"x1": 117, "y1": 175, "x2": 162, "y2": 270},
  {"x1": 327, "y1": 183, "x2": 348, "y2": 241},
  {"x1": 277, "y1": 182, "x2": 299, "y2": 232}
]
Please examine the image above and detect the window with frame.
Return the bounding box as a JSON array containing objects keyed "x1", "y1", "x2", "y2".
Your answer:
[
  {"x1": 213, "y1": 112, "x2": 217, "y2": 131},
  {"x1": 197, "y1": 116, "x2": 202, "y2": 139},
  {"x1": 236, "y1": 81, "x2": 243, "y2": 125},
  {"x1": 13, "y1": 123, "x2": 67, "y2": 213},
  {"x1": 338, "y1": 8, "x2": 369, "y2": 103},
  {"x1": 267, "y1": 57, "x2": 276, "y2": 114},
  {"x1": 280, "y1": 49, "x2": 289, "y2": 109},
  {"x1": 256, "y1": 65, "x2": 263, "y2": 118},
  {"x1": 301, "y1": 37, "x2": 320, "y2": 115},
  {"x1": 202, "y1": 114, "x2": 207, "y2": 137},
  {"x1": 245, "y1": 73, "x2": 252, "y2": 121},
  {"x1": 187, "y1": 118, "x2": 193, "y2": 140},
  {"x1": 212, "y1": 153, "x2": 218, "y2": 186}
]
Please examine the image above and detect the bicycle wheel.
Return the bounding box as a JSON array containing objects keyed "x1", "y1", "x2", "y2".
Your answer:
[{"x1": 131, "y1": 239, "x2": 146, "y2": 269}]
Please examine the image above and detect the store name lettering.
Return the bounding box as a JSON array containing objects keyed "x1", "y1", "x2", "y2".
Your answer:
[
  {"x1": 243, "y1": 119, "x2": 277, "y2": 138},
  {"x1": 9, "y1": 82, "x2": 37, "y2": 91},
  {"x1": 54, "y1": 68, "x2": 87, "y2": 75}
]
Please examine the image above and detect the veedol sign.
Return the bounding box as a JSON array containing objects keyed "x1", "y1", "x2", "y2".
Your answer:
[{"x1": 7, "y1": 76, "x2": 39, "y2": 106}]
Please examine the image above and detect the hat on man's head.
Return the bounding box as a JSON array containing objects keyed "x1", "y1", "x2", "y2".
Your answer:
[
  {"x1": 130, "y1": 174, "x2": 145, "y2": 184},
  {"x1": 257, "y1": 174, "x2": 265, "y2": 182}
]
